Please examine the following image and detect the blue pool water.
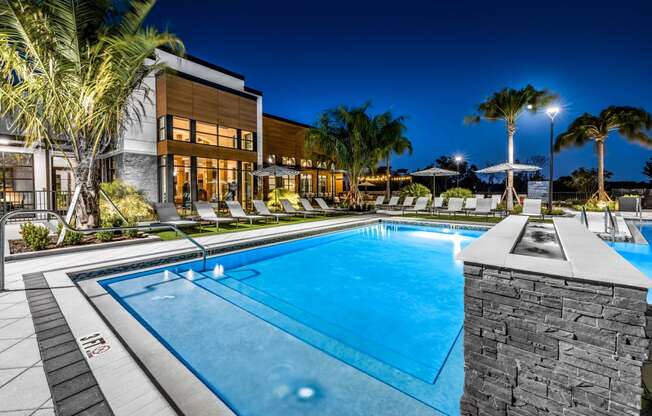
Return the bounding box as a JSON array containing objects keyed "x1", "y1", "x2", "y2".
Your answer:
[
  {"x1": 100, "y1": 223, "x2": 483, "y2": 416},
  {"x1": 611, "y1": 224, "x2": 652, "y2": 303}
]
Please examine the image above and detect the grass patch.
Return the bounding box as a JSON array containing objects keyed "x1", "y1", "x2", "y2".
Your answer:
[{"x1": 151, "y1": 215, "x2": 332, "y2": 241}]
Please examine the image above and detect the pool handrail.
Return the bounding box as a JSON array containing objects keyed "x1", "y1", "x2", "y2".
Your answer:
[
  {"x1": 604, "y1": 206, "x2": 618, "y2": 242},
  {"x1": 0, "y1": 209, "x2": 208, "y2": 291}
]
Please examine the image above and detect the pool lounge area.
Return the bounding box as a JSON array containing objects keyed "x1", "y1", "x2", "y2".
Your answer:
[{"x1": 2, "y1": 215, "x2": 652, "y2": 416}]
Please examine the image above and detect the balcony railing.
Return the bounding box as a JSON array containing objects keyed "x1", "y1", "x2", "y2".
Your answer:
[{"x1": 0, "y1": 190, "x2": 74, "y2": 218}]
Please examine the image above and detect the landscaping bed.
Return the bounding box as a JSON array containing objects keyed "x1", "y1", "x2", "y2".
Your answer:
[{"x1": 9, "y1": 233, "x2": 148, "y2": 254}]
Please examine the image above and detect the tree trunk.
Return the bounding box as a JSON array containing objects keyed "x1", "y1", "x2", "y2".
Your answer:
[
  {"x1": 386, "y1": 154, "x2": 391, "y2": 199},
  {"x1": 506, "y1": 123, "x2": 516, "y2": 210},
  {"x1": 596, "y1": 139, "x2": 608, "y2": 202},
  {"x1": 74, "y1": 156, "x2": 101, "y2": 228}
]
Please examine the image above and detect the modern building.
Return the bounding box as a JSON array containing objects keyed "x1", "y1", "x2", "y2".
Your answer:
[{"x1": 0, "y1": 48, "x2": 345, "y2": 213}]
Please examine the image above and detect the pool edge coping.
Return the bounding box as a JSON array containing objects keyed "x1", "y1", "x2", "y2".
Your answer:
[{"x1": 58, "y1": 217, "x2": 491, "y2": 416}]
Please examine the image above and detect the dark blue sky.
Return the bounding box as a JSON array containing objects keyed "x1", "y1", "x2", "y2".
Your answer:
[{"x1": 146, "y1": 0, "x2": 652, "y2": 180}]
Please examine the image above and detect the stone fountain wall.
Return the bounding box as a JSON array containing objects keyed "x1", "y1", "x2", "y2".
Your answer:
[{"x1": 460, "y1": 262, "x2": 651, "y2": 416}]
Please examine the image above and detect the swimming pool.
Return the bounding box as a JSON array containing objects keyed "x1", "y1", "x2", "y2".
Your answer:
[
  {"x1": 611, "y1": 223, "x2": 652, "y2": 303},
  {"x1": 99, "y1": 222, "x2": 483, "y2": 415}
]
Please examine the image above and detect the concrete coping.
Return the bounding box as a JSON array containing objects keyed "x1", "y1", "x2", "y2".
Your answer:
[{"x1": 458, "y1": 215, "x2": 652, "y2": 289}]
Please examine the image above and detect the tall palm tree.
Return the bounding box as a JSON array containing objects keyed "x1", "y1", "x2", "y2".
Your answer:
[
  {"x1": 555, "y1": 106, "x2": 652, "y2": 202},
  {"x1": 375, "y1": 112, "x2": 412, "y2": 198},
  {"x1": 305, "y1": 103, "x2": 382, "y2": 207},
  {"x1": 0, "y1": 0, "x2": 181, "y2": 227},
  {"x1": 465, "y1": 85, "x2": 556, "y2": 209}
]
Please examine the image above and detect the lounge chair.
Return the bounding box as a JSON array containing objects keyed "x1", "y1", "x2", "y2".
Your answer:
[
  {"x1": 280, "y1": 199, "x2": 320, "y2": 218},
  {"x1": 377, "y1": 196, "x2": 415, "y2": 215},
  {"x1": 463, "y1": 198, "x2": 477, "y2": 212},
  {"x1": 521, "y1": 198, "x2": 543, "y2": 219},
  {"x1": 373, "y1": 195, "x2": 385, "y2": 207},
  {"x1": 253, "y1": 200, "x2": 292, "y2": 223},
  {"x1": 300, "y1": 198, "x2": 332, "y2": 215},
  {"x1": 402, "y1": 197, "x2": 430, "y2": 215},
  {"x1": 193, "y1": 201, "x2": 236, "y2": 230},
  {"x1": 225, "y1": 201, "x2": 267, "y2": 225},
  {"x1": 475, "y1": 194, "x2": 485, "y2": 199},
  {"x1": 443, "y1": 197, "x2": 465, "y2": 216},
  {"x1": 430, "y1": 197, "x2": 444, "y2": 214},
  {"x1": 490, "y1": 195, "x2": 502, "y2": 210},
  {"x1": 315, "y1": 198, "x2": 347, "y2": 212},
  {"x1": 378, "y1": 196, "x2": 399, "y2": 210},
  {"x1": 153, "y1": 202, "x2": 199, "y2": 229},
  {"x1": 397, "y1": 196, "x2": 415, "y2": 210},
  {"x1": 468, "y1": 198, "x2": 494, "y2": 217}
]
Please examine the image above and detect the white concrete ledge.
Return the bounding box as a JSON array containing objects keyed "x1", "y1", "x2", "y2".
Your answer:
[{"x1": 458, "y1": 215, "x2": 652, "y2": 289}]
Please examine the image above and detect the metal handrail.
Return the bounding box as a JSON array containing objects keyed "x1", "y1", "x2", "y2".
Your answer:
[
  {"x1": 605, "y1": 206, "x2": 618, "y2": 241},
  {"x1": 580, "y1": 206, "x2": 589, "y2": 228},
  {"x1": 0, "y1": 209, "x2": 208, "y2": 291}
]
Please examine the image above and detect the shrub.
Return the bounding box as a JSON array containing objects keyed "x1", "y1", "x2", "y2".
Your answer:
[
  {"x1": 95, "y1": 230, "x2": 113, "y2": 242},
  {"x1": 124, "y1": 222, "x2": 139, "y2": 239},
  {"x1": 441, "y1": 187, "x2": 473, "y2": 202},
  {"x1": 100, "y1": 180, "x2": 155, "y2": 223},
  {"x1": 399, "y1": 183, "x2": 432, "y2": 198},
  {"x1": 266, "y1": 189, "x2": 299, "y2": 209},
  {"x1": 56, "y1": 222, "x2": 84, "y2": 246},
  {"x1": 20, "y1": 222, "x2": 50, "y2": 251}
]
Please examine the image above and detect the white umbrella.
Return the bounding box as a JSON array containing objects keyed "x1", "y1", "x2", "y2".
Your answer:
[
  {"x1": 411, "y1": 167, "x2": 459, "y2": 196},
  {"x1": 251, "y1": 165, "x2": 300, "y2": 177},
  {"x1": 475, "y1": 162, "x2": 541, "y2": 208},
  {"x1": 252, "y1": 165, "x2": 300, "y2": 206}
]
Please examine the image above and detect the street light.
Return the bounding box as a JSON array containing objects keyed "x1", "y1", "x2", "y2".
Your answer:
[
  {"x1": 546, "y1": 106, "x2": 560, "y2": 211},
  {"x1": 454, "y1": 155, "x2": 463, "y2": 187}
]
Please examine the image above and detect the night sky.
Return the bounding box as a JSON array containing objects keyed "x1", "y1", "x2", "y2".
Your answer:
[{"x1": 145, "y1": 0, "x2": 652, "y2": 180}]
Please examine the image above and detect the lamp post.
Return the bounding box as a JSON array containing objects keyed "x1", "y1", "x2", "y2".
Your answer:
[
  {"x1": 545, "y1": 107, "x2": 560, "y2": 211},
  {"x1": 454, "y1": 155, "x2": 463, "y2": 188}
]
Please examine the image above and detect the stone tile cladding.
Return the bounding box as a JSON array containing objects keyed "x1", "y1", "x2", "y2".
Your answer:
[{"x1": 461, "y1": 263, "x2": 651, "y2": 416}]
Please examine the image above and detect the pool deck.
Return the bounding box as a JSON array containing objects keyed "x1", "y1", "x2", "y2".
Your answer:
[{"x1": 2, "y1": 214, "x2": 430, "y2": 415}]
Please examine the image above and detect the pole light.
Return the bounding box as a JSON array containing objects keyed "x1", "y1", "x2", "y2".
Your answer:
[
  {"x1": 454, "y1": 155, "x2": 463, "y2": 188},
  {"x1": 546, "y1": 107, "x2": 560, "y2": 211}
]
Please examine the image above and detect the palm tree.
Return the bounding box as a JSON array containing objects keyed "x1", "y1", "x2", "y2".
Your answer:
[
  {"x1": 305, "y1": 103, "x2": 383, "y2": 207},
  {"x1": 0, "y1": 0, "x2": 181, "y2": 227},
  {"x1": 465, "y1": 85, "x2": 556, "y2": 209},
  {"x1": 555, "y1": 106, "x2": 652, "y2": 202},
  {"x1": 375, "y1": 112, "x2": 412, "y2": 198}
]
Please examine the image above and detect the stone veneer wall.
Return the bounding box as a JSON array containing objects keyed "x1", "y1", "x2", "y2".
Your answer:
[
  {"x1": 461, "y1": 262, "x2": 651, "y2": 416},
  {"x1": 114, "y1": 152, "x2": 158, "y2": 202}
]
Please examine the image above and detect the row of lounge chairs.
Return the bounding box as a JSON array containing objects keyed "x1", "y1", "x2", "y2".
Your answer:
[
  {"x1": 374, "y1": 195, "x2": 544, "y2": 218},
  {"x1": 152, "y1": 197, "x2": 345, "y2": 229}
]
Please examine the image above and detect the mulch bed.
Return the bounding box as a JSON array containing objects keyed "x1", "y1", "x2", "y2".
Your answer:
[{"x1": 9, "y1": 233, "x2": 145, "y2": 254}]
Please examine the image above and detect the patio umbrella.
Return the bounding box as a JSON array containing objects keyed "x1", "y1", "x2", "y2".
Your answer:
[
  {"x1": 358, "y1": 181, "x2": 375, "y2": 192},
  {"x1": 411, "y1": 167, "x2": 459, "y2": 196},
  {"x1": 475, "y1": 162, "x2": 541, "y2": 209},
  {"x1": 252, "y1": 165, "x2": 300, "y2": 205}
]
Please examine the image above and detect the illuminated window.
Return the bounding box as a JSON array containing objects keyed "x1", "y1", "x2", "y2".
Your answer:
[
  {"x1": 219, "y1": 160, "x2": 238, "y2": 200},
  {"x1": 172, "y1": 155, "x2": 191, "y2": 207},
  {"x1": 241, "y1": 162, "x2": 253, "y2": 202},
  {"x1": 300, "y1": 159, "x2": 313, "y2": 168},
  {"x1": 300, "y1": 173, "x2": 312, "y2": 193},
  {"x1": 281, "y1": 175, "x2": 296, "y2": 192},
  {"x1": 157, "y1": 116, "x2": 166, "y2": 141},
  {"x1": 281, "y1": 156, "x2": 296, "y2": 166},
  {"x1": 218, "y1": 126, "x2": 237, "y2": 148},
  {"x1": 267, "y1": 154, "x2": 276, "y2": 164},
  {"x1": 241, "y1": 130, "x2": 254, "y2": 151},
  {"x1": 196, "y1": 122, "x2": 218, "y2": 146},
  {"x1": 172, "y1": 117, "x2": 190, "y2": 142},
  {"x1": 317, "y1": 161, "x2": 328, "y2": 169},
  {"x1": 318, "y1": 175, "x2": 328, "y2": 195},
  {"x1": 196, "y1": 158, "x2": 218, "y2": 202}
]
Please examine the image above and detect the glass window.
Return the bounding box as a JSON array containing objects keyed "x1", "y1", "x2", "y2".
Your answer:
[
  {"x1": 241, "y1": 162, "x2": 253, "y2": 203},
  {"x1": 317, "y1": 160, "x2": 328, "y2": 169},
  {"x1": 197, "y1": 158, "x2": 219, "y2": 202},
  {"x1": 281, "y1": 156, "x2": 296, "y2": 166},
  {"x1": 172, "y1": 117, "x2": 190, "y2": 142},
  {"x1": 318, "y1": 175, "x2": 327, "y2": 195},
  {"x1": 300, "y1": 159, "x2": 313, "y2": 168},
  {"x1": 157, "y1": 116, "x2": 166, "y2": 141},
  {"x1": 267, "y1": 176, "x2": 276, "y2": 191},
  {"x1": 300, "y1": 174, "x2": 312, "y2": 194},
  {"x1": 0, "y1": 152, "x2": 34, "y2": 212},
  {"x1": 196, "y1": 122, "x2": 218, "y2": 146},
  {"x1": 218, "y1": 126, "x2": 237, "y2": 148},
  {"x1": 219, "y1": 160, "x2": 238, "y2": 201},
  {"x1": 241, "y1": 130, "x2": 254, "y2": 151},
  {"x1": 158, "y1": 156, "x2": 168, "y2": 202},
  {"x1": 173, "y1": 155, "x2": 191, "y2": 208},
  {"x1": 281, "y1": 175, "x2": 296, "y2": 192}
]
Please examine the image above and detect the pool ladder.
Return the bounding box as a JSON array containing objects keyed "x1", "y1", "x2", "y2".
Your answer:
[{"x1": 0, "y1": 209, "x2": 208, "y2": 292}]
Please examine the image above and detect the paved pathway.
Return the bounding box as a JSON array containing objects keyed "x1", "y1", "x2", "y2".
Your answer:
[{"x1": 0, "y1": 215, "x2": 377, "y2": 415}]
